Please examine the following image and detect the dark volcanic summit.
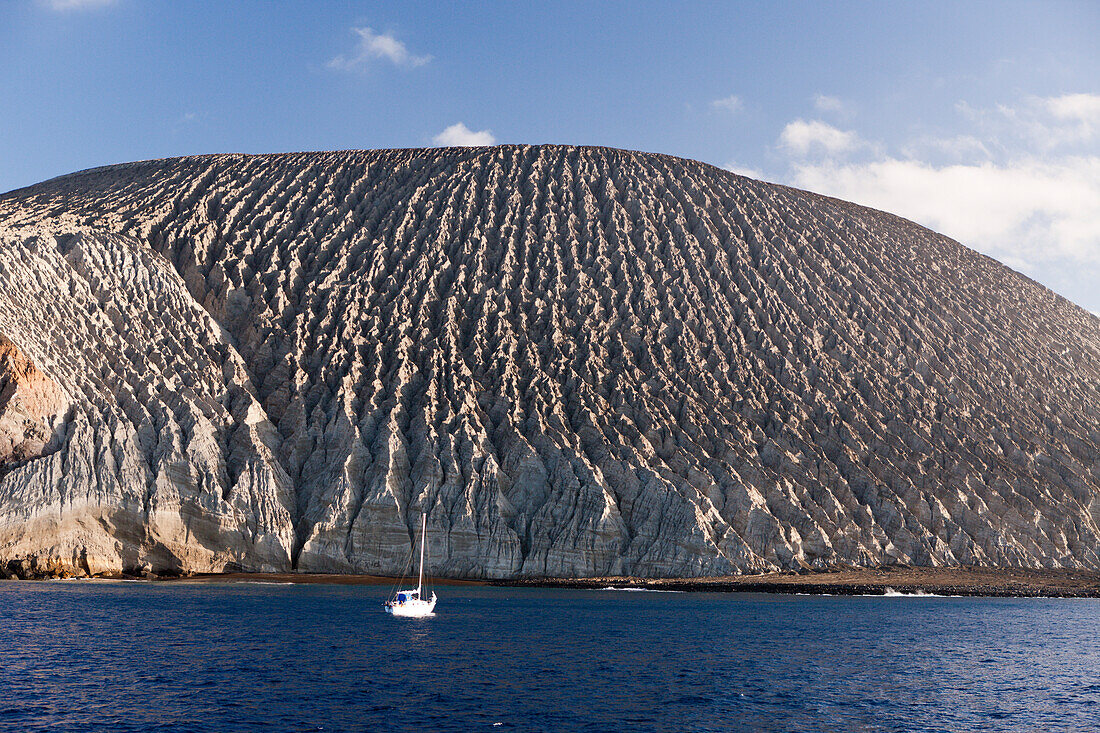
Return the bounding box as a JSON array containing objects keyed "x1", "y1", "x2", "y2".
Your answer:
[{"x1": 0, "y1": 145, "x2": 1098, "y2": 578}]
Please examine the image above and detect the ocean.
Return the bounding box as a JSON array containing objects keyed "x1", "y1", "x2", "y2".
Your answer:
[{"x1": 2, "y1": 581, "x2": 1098, "y2": 732}]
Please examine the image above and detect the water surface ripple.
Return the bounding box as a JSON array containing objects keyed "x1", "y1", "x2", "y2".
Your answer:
[{"x1": 1, "y1": 582, "x2": 1098, "y2": 732}]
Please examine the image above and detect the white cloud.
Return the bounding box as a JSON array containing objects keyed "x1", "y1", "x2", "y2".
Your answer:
[
  {"x1": 754, "y1": 92, "x2": 1100, "y2": 309},
  {"x1": 723, "y1": 162, "x2": 764, "y2": 180},
  {"x1": 813, "y1": 94, "x2": 845, "y2": 114},
  {"x1": 1045, "y1": 93, "x2": 1100, "y2": 123},
  {"x1": 901, "y1": 134, "x2": 992, "y2": 162},
  {"x1": 328, "y1": 27, "x2": 432, "y2": 70},
  {"x1": 712, "y1": 95, "x2": 744, "y2": 113},
  {"x1": 789, "y1": 156, "x2": 1100, "y2": 271},
  {"x1": 778, "y1": 119, "x2": 860, "y2": 156},
  {"x1": 956, "y1": 93, "x2": 1100, "y2": 151},
  {"x1": 41, "y1": 0, "x2": 115, "y2": 10},
  {"x1": 1042, "y1": 93, "x2": 1100, "y2": 145},
  {"x1": 765, "y1": 93, "x2": 1100, "y2": 310},
  {"x1": 432, "y1": 123, "x2": 496, "y2": 147}
]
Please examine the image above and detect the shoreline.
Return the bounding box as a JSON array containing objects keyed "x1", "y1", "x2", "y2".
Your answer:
[
  {"x1": 170, "y1": 572, "x2": 484, "y2": 587},
  {"x1": 6, "y1": 566, "x2": 1097, "y2": 598},
  {"x1": 493, "y1": 566, "x2": 1100, "y2": 598}
]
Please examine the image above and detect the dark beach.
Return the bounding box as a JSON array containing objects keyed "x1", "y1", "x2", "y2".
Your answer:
[
  {"x1": 496, "y1": 566, "x2": 1100, "y2": 598},
  {"x1": 116, "y1": 566, "x2": 1100, "y2": 598}
]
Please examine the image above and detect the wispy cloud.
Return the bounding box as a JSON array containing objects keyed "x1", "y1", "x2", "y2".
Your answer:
[
  {"x1": 40, "y1": 0, "x2": 115, "y2": 10},
  {"x1": 723, "y1": 162, "x2": 764, "y2": 180},
  {"x1": 901, "y1": 134, "x2": 992, "y2": 162},
  {"x1": 773, "y1": 93, "x2": 1100, "y2": 289},
  {"x1": 712, "y1": 95, "x2": 744, "y2": 114},
  {"x1": 778, "y1": 119, "x2": 860, "y2": 157},
  {"x1": 790, "y1": 156, "x2": 1100, "y2": 272},
  {"x1": 813, "y1": 94, "x2": 845, "y2": 114},
  {"x1": 328, "y1": 27, "x2": 432, "y2": 71},
  {"x1": 956, "y1": 93, "x2": 1100, "y2": 151},
  {"x1": 1046, "y1": 92, "x2": 1100, "y2": 121},
  {"x1": 1040, "y1": 93, "x2": 1100, "y2": 145},
  {"x1": 432, "y1": 122, "x2": 496, "y2": 147},
  {"x1": 170, "y1": 111, "x2": 208, "y2": 136}
]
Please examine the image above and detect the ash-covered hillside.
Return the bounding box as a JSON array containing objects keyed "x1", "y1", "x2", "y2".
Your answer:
[{"x1": 0, "y1": 145, "x2": 1097, "y2": 578}]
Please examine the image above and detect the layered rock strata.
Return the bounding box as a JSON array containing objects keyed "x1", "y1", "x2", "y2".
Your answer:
[{"x1": 0, "y1": 145, "x2": 1097, "y2": 578}]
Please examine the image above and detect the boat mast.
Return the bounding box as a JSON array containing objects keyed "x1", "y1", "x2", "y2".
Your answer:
[{"x1": 417, "y1": 512, "x2": 426, "y2": 596}]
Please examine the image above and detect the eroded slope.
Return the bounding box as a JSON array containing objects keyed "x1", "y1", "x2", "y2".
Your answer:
[{"x1": 1, "y1": 145, "x2": 1098, "y2": 577}]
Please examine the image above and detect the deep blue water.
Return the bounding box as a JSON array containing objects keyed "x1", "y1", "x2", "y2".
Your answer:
[{"x1": 2, "y1": 582, "x2": 1099, "y2": 732}]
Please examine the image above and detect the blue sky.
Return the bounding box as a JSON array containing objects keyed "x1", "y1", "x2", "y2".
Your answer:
[{"x1": 3, "y1": 0, "x2": 1098, "y2": 312}]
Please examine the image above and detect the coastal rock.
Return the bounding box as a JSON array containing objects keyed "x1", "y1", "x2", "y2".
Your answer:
[
  {"x1": 0, "y1": 145, "x2": 1097, "y2": 578},
  {"x1": 0, "y1": 333, "x2": 68, "y2": 474},
  {"x1": 0, "y1": 231, "x2": 294, "y2": 576}
]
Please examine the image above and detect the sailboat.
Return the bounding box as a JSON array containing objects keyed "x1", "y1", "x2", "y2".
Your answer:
[{"x1": 384, "y1": 513, "x2": 437, "y2": 617}]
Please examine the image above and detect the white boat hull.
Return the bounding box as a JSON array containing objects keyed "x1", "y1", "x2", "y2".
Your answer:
[
  {"x1": 385, "y1": 594, "x2": 437, "y2": 618},
  {"x1": 385, "y1": 514, "x2": 437, "y2": 616}
]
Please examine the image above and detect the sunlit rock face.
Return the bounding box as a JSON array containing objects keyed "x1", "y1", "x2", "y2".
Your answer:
[
  {"x1": 0, "y1": 334, "x2": 68, "y2": 474},
  {"x1": 0, "y1": 145, "x2": 1097, "y2": 578}
]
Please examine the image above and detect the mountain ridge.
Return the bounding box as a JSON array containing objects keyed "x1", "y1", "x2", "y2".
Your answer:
[
  {"x1": 4, "y1": 146, "x2": 1079, "y2": 318},
  {"x1": 1, "y1": 145, "x2": 1097, "y2": 578}
]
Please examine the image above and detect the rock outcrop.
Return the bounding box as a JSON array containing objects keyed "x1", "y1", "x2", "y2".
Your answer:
[
  {"x1": 0, "y1": 334, "x2": 68, "y2": 475},
  {"x1": 0, "y1": 145, "x2": 1097, "y2": 578}
]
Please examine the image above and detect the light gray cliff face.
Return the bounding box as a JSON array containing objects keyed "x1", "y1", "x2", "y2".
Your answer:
[
  {"x1": 0, "y1": 145, "x2": 1098, "y2": 578},
  {"x1": 0, "y1": 233, "x2": 293, "y2": 575}
]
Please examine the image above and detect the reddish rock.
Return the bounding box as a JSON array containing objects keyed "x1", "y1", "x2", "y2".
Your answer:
[{"x1": 0, "y1": 334, "x2": 66, "y2": 472}]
